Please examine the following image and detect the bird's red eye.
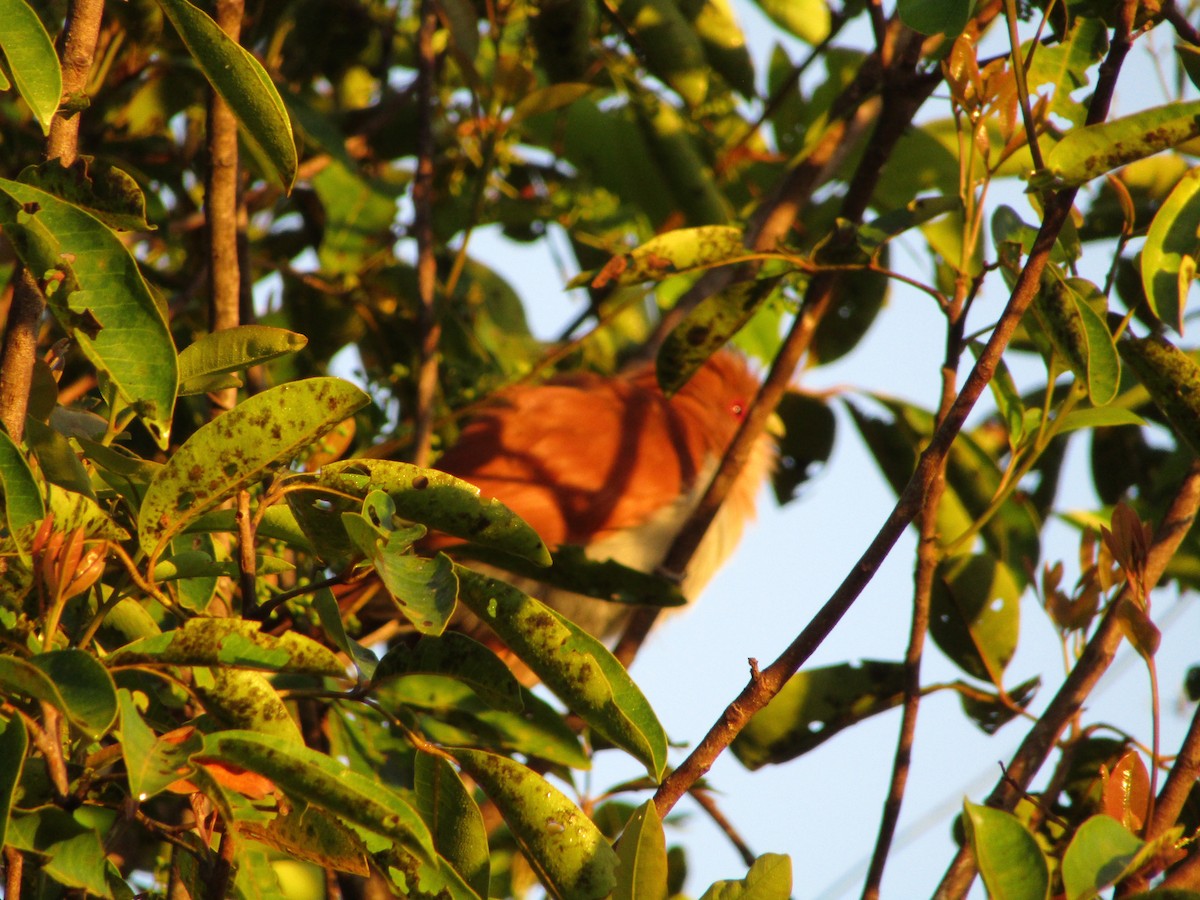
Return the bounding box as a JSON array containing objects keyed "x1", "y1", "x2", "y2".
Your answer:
[{"x1": 729, "y1": 400, "x2": 746, "y2": 419}]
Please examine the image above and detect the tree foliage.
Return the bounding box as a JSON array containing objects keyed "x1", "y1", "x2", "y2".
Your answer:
[{"x1": 2, "y1": 0, "x2": 1200, "y2": 897}]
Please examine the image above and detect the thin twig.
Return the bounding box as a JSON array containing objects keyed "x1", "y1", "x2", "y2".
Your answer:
[
  {"x1": 4, "y1": 846, "x2": 23, "y2": 899},
  {"x1": 236, "y1": 490, "x2": 257, "y2": 614},
  {"x1": 410, "y1": 0, "x2": 442, "y2": 468}
]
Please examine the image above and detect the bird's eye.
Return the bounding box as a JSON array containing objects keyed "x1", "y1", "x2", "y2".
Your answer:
[{"x1": 729, "y1": 400, "x2": 746, "y2": 419}]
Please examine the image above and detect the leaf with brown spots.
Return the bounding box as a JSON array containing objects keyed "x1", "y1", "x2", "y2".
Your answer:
[{"x1": 137, "y1": 377, "x2": 369, "y2": 558}]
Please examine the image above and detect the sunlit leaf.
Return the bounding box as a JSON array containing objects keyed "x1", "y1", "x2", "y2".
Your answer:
[
  {"x1": 613, "y1": 801, "x2": 668, "y2": 900},
  {"x1": 583, "y1": 226, "x2": 746, "y2": 289},
  {"x1": 452, "y1": 748, "x2": 618, "y2": 900},
  {"x1": 455, "y1": 566, "x2": 668, "y2": 780},
  {"x1": 1119, "y1": 334, "x2": 1200, "y2": 455},
  {"x1": 137, "y1": 377, "x2": 369, "y2": 556},
  {"x1": 614, "y1": 0, "x2": 709, "y2": 106},
  {"x1": 1061, "y1": 815, "x2": 1144, "y2": 900},
  {"x1": 0, "y1": 179, "x2": 177, "y2": 447},
  {"x1": 698, "y1": 853, "x2": 792, "y2": 900},
  {"x1": 1039, "y1": 100, "x2": 1200, "y2": 189},
  {"x1": 177, "y1": 325, "x2": 308, "y2": 395},
  {"x1": 154, "y1": 0, "x2": 297, "y2": 189},
  {"x1": 1141, "y1": 164, "x2": 1200, "y2": 334},
  {"x1": 962, "y1": 800, "x2": 1049, "y2": 900},
  {"x1": 0, "y1": 0, "x2": 62, "y2": 134},
  {"x1": 203, "y1": 730, "x2": 436, "y2": 857},
  {"x1": 930, "y1": 553, "x2": 1022, "y2": 683},
  {"x1": 372, "y1": 632, "x2": 523, "y2": 713},
  {"x1": 108, "y1": 618, "x2": 345, "y2": 675}
]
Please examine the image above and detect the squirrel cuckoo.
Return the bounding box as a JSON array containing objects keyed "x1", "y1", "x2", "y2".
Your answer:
[{"x1": 349, "y1": 350, "x2": 775, "y2": 643}]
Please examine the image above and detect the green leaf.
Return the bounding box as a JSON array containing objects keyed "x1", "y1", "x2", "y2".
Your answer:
[
  {"x1": 930, "y1": 553, "x2": 1022, "y2": 683},
  {"x1": 455, "y1": 566, "x2": 668, "y2": 780},
  {"x1": 855, "y1": 196, "x2": 963, "y2": 254},
  {"x1": 692, "y1": 0, "x2": 756, "y2": 98},
  {"x1": 302, "y1": 458, "x2": 550, "y2": 566},
  {"x1": 154, "y1": 0, "x2": 297, "y2": 190},
  {"x1": 1061, "y1": 815, "x2": 1144, "y2": 900},
  {"x1": 698, "y1": 853, "x2": 792, "y2": 900},
  {"x1": 1031, "y1": 276, "x2": 1119, "y2": 406},
  {"x1": 0, "y1": 0, "x2": 62, "y2": 134},
  {"x1": 414, "y1": 753, "x2": 491, "y2": 899},
  {"x1": 196, "y1": 668, "x2": 302, "y2": 741},
  {"x1": 1039, "y1": 100, "x2": 1200, "y2": 189},
  {"x1": 748, "y1": 0, "x2": 830, "y2": 43},
  {"x1": 203, "y1": 730, "x2": 436, "y2": 857},
  {"x1": 1141, "y1": 164, "x2": 1200, "y2": 335},
  {"x1": 243, "y1": 806, "x2": 369, "y2": 878},
  {"x1": 313, "y1": 587, "x2": 378, "y2": 681},
  {"x1": 344, "y1": 491, "x2": 459, "y2": 635},
  {"x1": 615, "y1": 0, "x2": 709, "y2": 106},
  {"x1": 0, "y1": 714, "x2": 28, "y2": 848},
  {"x1": 657, "y1": 278, "x2": 779, "y2": 396},
  {"x1": 7, "y1": 807, "x2": 112, "y2": 897},
  {"x1": 457, "y1": 544, "x2": 687, "y2": 610},
  {"x1": 372, "y1": 632, "x2": 524, "y2": 713},
  {"x1": 897, "y1": 0, "x2": 970, "y2": 37},
  {"x1": 0, "y1": 650, "x2": 117, "y2": 738},
  {"x1": 731, "y1": 661, "x2": 906, "y2": 769},
  {"x1": 118, "y1": 689, "x2": 200, "y2": 800},
  {"x1": 1024, "y1": 18, "x2": 1109, "y2": 128},
  {"x1": 1119, "y1": 334, "x2": 1200, "y2": 456},
  {"x1": 24, "y1": 416, "x2": 96, "y2": 499},
  {"x1": 772, "y1": 391, "x2": 836, "y2": 505},
  {"x1": 613, "y1": 801, "x2": 668, "y2": 900},
  {"x1": 177, "y1": 325, "x2": 308, "y2": 395},
  {"x1": 19, "y1": 157, "x2": 154, "y2": 232},
  {"x1": 580, "y1": 226, "x2": 745, "y2": 288},
  {"x1": 0, "y1": 426, "x2": 45, "y2": 557},
  {"x1": 381, "y1": 676, "x2": 590, "y2": 770},
  {"x1": 0, "y1": 179, "x2": 177, "y2": 447},
  {"x1": 108, "y1": 618, "x2": 345, "y2": 675},
  {"x1": 1056, "y1": 407, "x2": 1146, "y2": 433},
  {"x1": 452, "y1": 748, "x2": 618, "y2": 900},
  {"x1": 962, "y1": 801, "x2": 1050, "y2": 900},
  {"x1": 511, "y1": 83, "x2": 594, "y2": 125},
  {"x1": 137, "y1": 377, "x2": 368, "y2": 556}
]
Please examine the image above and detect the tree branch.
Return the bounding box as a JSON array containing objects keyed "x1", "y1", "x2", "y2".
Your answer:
[
  {"x1": 0, "y1": 0, "x2": 104, "y2": 441},
  {"x1": 410, "y1": 0, "x2": 442, "y2": 468}
]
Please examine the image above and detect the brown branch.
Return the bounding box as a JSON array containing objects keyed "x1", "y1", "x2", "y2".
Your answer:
[
  {"x1": 0, "y1": 0, "x2": 104, "y2": 441},
  {"x1": 410, "y1": 0, "x2": 442, "y2": 468},
  {"x1": 937, "y1": 461, "x2": 1200, "y2": 897},
  {"x1": 862, "y1": 262, "x2": 972, "y2": 900},
  {"x1": 651, "y1": 84, "x2": 1082, "y2": 830},
  {"x1": 933, "y1": 8, "x2": 1142, "y2": 895},
  {"x1": 206, "y1": 0, "x2": 244, "y2": 413},
  {"x1": 4, "y1": 846, "x2": 22, "y2": 899}
]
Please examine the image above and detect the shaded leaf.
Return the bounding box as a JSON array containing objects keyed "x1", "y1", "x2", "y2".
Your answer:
[
  {"x1": 19, "y1": 157, "x2": 153, "y2": 231},
  {"x1": 0, "y1": 426, "x2": 45, "y2": 557},
  {"x1": 0, "y1": 650, "x2": 117, "y2": 738},
  {"x1": 614, "y1": 0, "x2": 709, "y2": 106},
  {"x1": 415, "y1": 753, "x2": 491, "y2": 898},
  {"x1": 0, "y1": 714, "x2": 27, "y2": 848},
  {"x1": 731, "y1": 660, "x2": 906, "y2": 769},
  {"x1": 1119, "y1": 334, "x2": 1200, "y2": 456},
  {"x1": 930, "y1": 553, "x2": 1022, "y2": 683},
  {"x1": 196, "y1": 668, "x2": 302, "y2": 741},
  {"x1": 118, "y1": 691, "x2": 200, "y2": 800},
  {"x1": 897, "y1": 0, "x2": 970, "y2": 37},
  {"x1": 372, "y1": 632, "x2": 523, "y2": 713}
]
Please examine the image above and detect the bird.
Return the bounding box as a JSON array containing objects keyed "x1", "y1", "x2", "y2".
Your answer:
[{"x1": 344, "y1": 349, "x2": 776, "y2": 644}]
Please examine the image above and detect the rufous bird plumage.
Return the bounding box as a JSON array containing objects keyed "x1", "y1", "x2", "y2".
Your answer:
[{"x1": 422, "y1": 350, "x2": 775, "y2": 639}]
